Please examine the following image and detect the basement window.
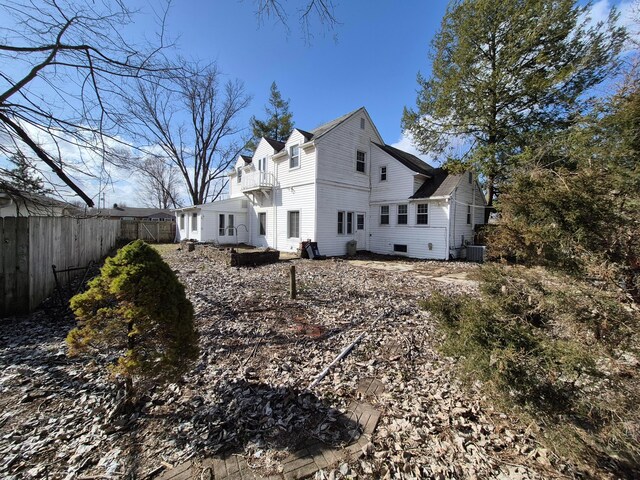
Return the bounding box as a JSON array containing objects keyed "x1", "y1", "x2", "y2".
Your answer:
[{"x1": 394, "y1": 244, "x2": 408, "y2": 253}]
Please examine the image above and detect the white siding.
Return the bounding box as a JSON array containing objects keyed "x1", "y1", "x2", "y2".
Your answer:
[
  {"x1": 315, "y1": 183, "x2": 370, "y2": 256},
  {"x1": 275, "y1": 130, "x2": 316, "y2": 188},
  {"x1": 448, "y1": 174, "x2": 486, "y2": 258},
  {"x1": 369, "y1": 201, "x2": 450, "y2": 260},
  {"x1": 369, "y1": 145, "x2": 419, "y2": 202},
  {"x1": 273, "y1": 183, "x2": 316, "y2": 252}
]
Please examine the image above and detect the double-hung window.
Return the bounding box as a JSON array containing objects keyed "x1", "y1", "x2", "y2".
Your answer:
[
  {"x1": 191, "y1": 213, "x2": 198, "y2": 231},
  {"x1": 397, "y1": 204, "x2": 408, "y2": 225},
  {"x1": 258, "y1": 158, "x2": 266, "y2": 172},
  {"x1": 259, "y1": 212, "x2": 266, "y2": 236},
  {"x1": 467, "y1": 206, "x2": 472, "y2": 225},
  {"x1": 416, "y1": 204, "x2": 429, "y2": 225},
  {"x1": 289, "y1": 145, "x2": 299, "y2": 169},
  {"x1": 356, "y1": 150, "x2": 366, "y2": 173},
  {"x1": 218, "y1": 214, "x2": 225, "y2": 236},
  {"x1": 288, "y1": 211, "x2": 300, "y2": 238},
  {"x1": 337, "y1": 211, "x2": 344, "y2": 234},
  {"x1": 346, "y1": 212, "x2": 353, "y2": 234},
  {"x1": 380, "y1": 166, "x2": 387, "y2": 181},
  {"x1": 227, "y1": 214, "x2": 235, "y2": 236},
  {"x1": 237, "y1": 167, "x2": 242, "y2": 183},
  {"x1": 380, "y1": 205, "x2": 389, "y2": 225}
]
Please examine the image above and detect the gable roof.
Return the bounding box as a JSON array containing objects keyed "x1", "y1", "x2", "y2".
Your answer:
[
  {"x1": 295, "y1": 128, "x2": 314, "y2": 142},
  {"x1": 373, "y1": 143, "x2": 435, "y2": 176},
  {"x1": 264, "y1": 137, "x2": 285, "y2": 152},
  {"x1": 410, "y1": 170, "x2": 464, "y2": 199},
  {"x1": 240, "y1": 154, "x2": 252, "y2": 163}
]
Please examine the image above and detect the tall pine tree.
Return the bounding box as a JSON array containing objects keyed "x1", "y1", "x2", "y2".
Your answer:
[
  {"x1": 247, "y1": 82, "x2": 294, "y2": 151},
  {"x1": 2, "y1": 151, "x2": 50, "y2": 194},
  {"x1": 402, "y1": 0, "x2": 624, "y2": 206}
]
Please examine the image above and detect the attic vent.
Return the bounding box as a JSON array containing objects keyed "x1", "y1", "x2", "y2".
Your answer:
[
  {"x1": 393, "y1": 244, "x2": 407, "y2": 253},
  {"x1": 360, "y1": 118, "x2": 365, "y2": 129}
]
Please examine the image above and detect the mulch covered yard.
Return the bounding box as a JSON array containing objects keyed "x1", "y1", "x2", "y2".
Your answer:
[{"x1": 0, "y1": 245, "x2": 572, "y2": 479}]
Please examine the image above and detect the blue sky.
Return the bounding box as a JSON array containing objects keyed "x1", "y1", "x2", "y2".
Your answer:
[
  {"x1": 1, "y1": 0, "x2": 636, "y2": 206},
  {"x1": 158, "y1": 0, "x2": 446, "y2": 147}
]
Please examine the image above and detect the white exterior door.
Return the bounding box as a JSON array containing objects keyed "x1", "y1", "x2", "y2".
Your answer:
[{"x1": 355, "y1": 212, "x2": 367, "y2": 250}]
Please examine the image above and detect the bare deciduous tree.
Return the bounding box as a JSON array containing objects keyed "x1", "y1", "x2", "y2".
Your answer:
[
  {"x1": 0, "y1": 0, "x2": 170, "y2": 206},
  {"x1": 253, "y1": 0, "x2": 339, "y2": 40},
  {"x1": 136, "y1": 155, "x2": 182, "y2": 209},
  {"x1": 129, "y1": 63, "x2": 251, "y2": 205}
]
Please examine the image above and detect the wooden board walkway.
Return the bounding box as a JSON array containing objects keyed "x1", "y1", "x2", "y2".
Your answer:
[{"x1": 157, "y1": 378, "x2": 384, "y2": 480}]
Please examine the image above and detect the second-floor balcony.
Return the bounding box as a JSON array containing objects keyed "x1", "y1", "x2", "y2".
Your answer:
[{"x1": 241, "y1": 171, "x2": 276, "y2": 192}]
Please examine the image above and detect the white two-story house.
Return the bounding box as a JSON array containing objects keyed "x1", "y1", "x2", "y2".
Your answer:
[{"x1": 175, "y1": 107, "x2": 485, "y2": 260}]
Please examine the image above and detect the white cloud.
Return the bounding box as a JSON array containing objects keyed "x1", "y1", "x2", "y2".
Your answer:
[
  {"x1": 390, "y1": 131, "x2": 440, "y2": 166},
  {"x1": 585, "y1": 0, "x2": 639, "y2": 48}
]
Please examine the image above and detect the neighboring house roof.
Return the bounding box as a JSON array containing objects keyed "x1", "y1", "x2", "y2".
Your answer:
[
  {"x1": 264, "y1": 137, "x2": 285, "y2": 152},
  {"x1": 240, "y1": 154, "x2": 253, "y2": 163},
  {"x1": 0, "y1": 190, "x2": 82, "y2": 216},
  {"x1": 373, "y1": 143, "x2": 435, "y2": 176},
  {"x1": 93, "y1": 206, "x2": 174, "y2": 218},
  {"x1": 410, "y1": 170, "x2": 464, "y2": 199}
]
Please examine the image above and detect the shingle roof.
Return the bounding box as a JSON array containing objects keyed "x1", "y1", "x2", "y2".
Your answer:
[
  {"x1": 295, "y1": 128, "x2": 314, "y2": 142},
  {"x1": 264, "y1": 137, "x2": 285, "y2": 152},
  {"x1": 240, "y1": 154, "x2": 253, "y2": 163},
  {"x1": 410, "y1": 171, "x2": 463, "y2": 199},
  {"x1": 311, "y1": 107, "x2": 364, "y2": 139},
  {"x1": 373, "y1": 143, "x2": 435, "y2": 176}
]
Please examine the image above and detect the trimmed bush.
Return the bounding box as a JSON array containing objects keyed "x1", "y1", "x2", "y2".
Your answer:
[{"x1": 67, "y1": 240, "x2": 198, "y2": 398}]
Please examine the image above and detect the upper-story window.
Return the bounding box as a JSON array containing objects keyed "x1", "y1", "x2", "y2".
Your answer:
[
  {"x1": 467, "y1": 205, "x2": 472, "y2": 225},
  {"x1": 356, "y1": 150, "x2": 366, "y2": 173},
  {"x1": 380, "y1": 166, "x2": 387, "y2": 182},
  {"x1": 290, "y1": 145, "x2": 300, "y2": 169},
  {"x1": 360, "y1": 118, "x2": 365, "y2": 129},
  {"x1": 237, "y1": 167, "x2": 242, "y2": 183},
  {"x1": 258, "y1": 158, "x2": 266, "y2": 172},
  {"x1": 468, "y1": 171, "x2": 473, "y2": 183}
]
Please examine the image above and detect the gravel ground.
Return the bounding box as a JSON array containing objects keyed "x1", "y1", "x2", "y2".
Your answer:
[{"x1": 0, "y1": 246, "x2": 576, "y2": 479}]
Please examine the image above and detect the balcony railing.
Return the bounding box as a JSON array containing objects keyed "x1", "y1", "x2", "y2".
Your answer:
[{"x1": 241, "y1": 171, "x2": 275, "y2": 192}]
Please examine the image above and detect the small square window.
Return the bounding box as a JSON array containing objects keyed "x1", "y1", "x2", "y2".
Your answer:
[
  {"x1": 397, "y1": 204, "x2": 408, "y2": 225},
  {"x1": 380, "y1": 205, "x2": 389, "y2": 225},
  {"x1": 380, "y1": 166, "x2": 387, "y2": 182},
  {"x1": 356, "y1": 150, "x2": 366, "y2": 173},
  {"x1": 417, "y1": 204, "x2": 429, "y2": 225},
  {"x1": 394, "y1": 244, "x2": 408, "y2": 253},
  {"x1": 290, "y1": 145, "x2": 300, "y2": 169},
  {"x1": 259, "y1": 212, "x2": 266, "y2": 236}
]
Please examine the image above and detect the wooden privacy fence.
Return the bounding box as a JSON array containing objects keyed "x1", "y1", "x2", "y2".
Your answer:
[
  {"x1": 1, "y1": 216, "x2": 120, "y2": 316},
  {"x1": 120, "y1": 220, "x2": 176, "y2": 243}
]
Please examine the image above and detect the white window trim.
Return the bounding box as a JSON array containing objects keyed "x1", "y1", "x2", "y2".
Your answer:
[
  {"x1": 337, "y1": 211, "x2": 345, "y2": 235},
  {"x1": 397, "y1": 204, "x2": 408, "y2": 225},
  {"x1": 289, "y1": 145, "x2": 300, "y2": 170},
  {"x1": 416, "y1": 203, "x2": 429, "y2": 226},
  {"x1": 258, "y1": 212, "x2": 266, "y2": 236},
  {"x1": 287, "y1": 210, "x2": 300, "y2": 238},
  {"x1": 380, "y1": 205, "x2": 390, "y2": 226},
  {"x1": 355, "y1": 150, "x2": 366, "y2": 174},
  {"x1": 380, "y1": 165, "x2": 387, "y2": 182}
]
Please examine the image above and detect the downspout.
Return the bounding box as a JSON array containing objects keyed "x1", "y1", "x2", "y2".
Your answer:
[
  {"x1": 451, "y1": 188, "x2": 457, "y2": 259},
  {"x1": 273, "y1": 161, "x2": 278, "y2": 249}
]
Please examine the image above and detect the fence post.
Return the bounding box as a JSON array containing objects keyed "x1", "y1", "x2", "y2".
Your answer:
[{"x1": 290, "y1": 265, "x2": 297, "y2": 300}]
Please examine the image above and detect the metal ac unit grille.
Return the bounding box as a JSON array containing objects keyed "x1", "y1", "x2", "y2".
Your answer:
[{"x1": 466, "y1": 245, "x2": 486, "y2": 263}]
